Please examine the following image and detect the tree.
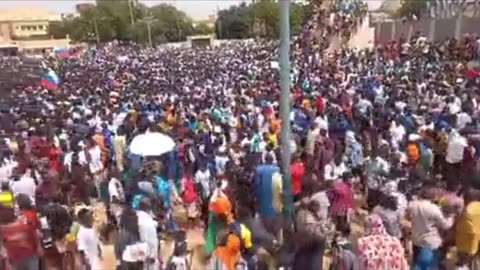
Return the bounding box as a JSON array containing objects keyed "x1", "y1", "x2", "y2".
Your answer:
[
  {"x1": 193, "y1": 23, "x2": 213, "y2": 35},
  {"x1": 48, "y1": 1, "x2": 195, "y2": 44},
  {"x1": 397, "y1": 0, "x2": 430, "y2": 18},
  {"x1": 215, "y1": 0, "x2": 308, "y2": 39},
  {"x1": 215, "y1": 3, "x2": 252, "y2": 39},
  {"x1": 48, "y1": 21, "x2": 70, "y2": 39},
  {"x1": 149, "y1": 4, "x2": 194, "y2": 42}
]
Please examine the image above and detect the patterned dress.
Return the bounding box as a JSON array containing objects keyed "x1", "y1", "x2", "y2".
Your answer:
[{"x1": 357, "y1": 214, "x2": 409, "y2": 270}]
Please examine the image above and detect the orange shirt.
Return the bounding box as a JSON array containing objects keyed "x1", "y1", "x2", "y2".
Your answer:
[
  {"x1": 93, "y1": 134, "x2": 108, "y2": 165},
  {"x1": 407, "y1": 143, "x2": 420, "y2": 164},
  {"x1": 270, "y1": 118, "x2": 281, "y2": 134}
]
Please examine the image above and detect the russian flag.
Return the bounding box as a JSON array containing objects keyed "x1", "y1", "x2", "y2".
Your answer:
[
  {"x1": 40, "y1": 69, "x2": 60, "y2": 91},
  {"x1": 53, "y1": 47, "x2": 71, "y2": 59}
]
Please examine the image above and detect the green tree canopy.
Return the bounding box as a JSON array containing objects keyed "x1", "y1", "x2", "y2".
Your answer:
[
  {"x1": 193, "y1": 23, "x2": 213, "y2": 35},
  {"x1": 48, "y1": 0, "x2": 194, "y2": 44},
  {"x1": 48, "y1": 0, "x2": 309, "y2": 44},
  {"x1": 215, "y1": 0, "x2": 309, "y2": 39},
  {"x1": 398, "y1": 0, "x2": 427, "y2": 18}
]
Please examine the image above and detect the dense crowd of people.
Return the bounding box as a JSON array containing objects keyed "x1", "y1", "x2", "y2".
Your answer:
[{"x1": 1, "y1": 0, "x2": 480, "y2": 270}]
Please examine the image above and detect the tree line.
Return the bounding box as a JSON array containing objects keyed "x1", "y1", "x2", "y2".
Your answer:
[{"x1": 48, "y1": 0, "x2": 310, "y2": 45}]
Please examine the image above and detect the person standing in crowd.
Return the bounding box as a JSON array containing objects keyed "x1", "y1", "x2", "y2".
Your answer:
[
  {"x1": 327, "y1": 172, "x2": 354, "y2": 230},
  {"x1": 290, "y1": 154, "x2": 305, "y2": 201},
  {"x1": 0, "y1": 201, "x2": 39, "y2": 270},
  {"x1": 114, "y1": 208, "x2": 144, "y2": 270},
  {"x1": 455, "y1": 179, "x2": 480, "y2": 269},
  {"x1": 357, "y1": 214, "x2": 408, "y2": 270},
  {"x1": 136, "y1": 198, "x2": 159, "y2": 270},
  {"x1": 77, "y1": 208, "x2": 101, "y2": 270},
  {"x1": 254, "y1": 154, "x2": 282, "y2": 238},
  {"x1": 408, "y1": 187, "x2": 454, "y2": 269}
]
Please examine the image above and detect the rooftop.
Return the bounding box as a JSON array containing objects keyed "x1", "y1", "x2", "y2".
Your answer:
[{"x1": 0, "y1": 6, "x2": 62, "y2": 22}]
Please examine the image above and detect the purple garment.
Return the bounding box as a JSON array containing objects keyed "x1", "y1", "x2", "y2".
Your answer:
[{"x1": 316, "y1": 137, "x2": 334, "y2": 175}]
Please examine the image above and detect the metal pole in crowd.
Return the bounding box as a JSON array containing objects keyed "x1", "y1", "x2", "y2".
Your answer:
[{"x1": 279, "y1": 0, "x2": 293, "y2": 226}]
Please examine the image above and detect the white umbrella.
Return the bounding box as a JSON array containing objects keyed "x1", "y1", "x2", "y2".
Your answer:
[{"x1": 129, "y1": 132, "x2": 175, "y2": 156}]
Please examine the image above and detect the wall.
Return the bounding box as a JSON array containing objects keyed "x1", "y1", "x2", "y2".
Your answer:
[
  {"x1": 374, "y1": 16, "x2": 480, "y2": 44},
  {"x1": 11, "y1": 21, "x2": 49, "y2": 38},
  {"x1": 0, "y1": 23, "x2": 11, "y2": 41},
  {"x1": 17, "y1": 38, "x2": 70, "y2": 50}
]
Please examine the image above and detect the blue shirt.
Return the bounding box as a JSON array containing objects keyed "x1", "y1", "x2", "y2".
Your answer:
[
  {"x1": 131, "y1": 194, "x2": 144, "y2": 209},
  {"x1": 155, "y1": 176, "x2": 171, "y2": 209},
  {"x1": 254, "y1": 164, "x2": 280, "y2": 217}
]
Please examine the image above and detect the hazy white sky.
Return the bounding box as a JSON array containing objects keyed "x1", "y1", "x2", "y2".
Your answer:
[{"x1": 0, "y1": 0, "x2": 383, "y2": 19}]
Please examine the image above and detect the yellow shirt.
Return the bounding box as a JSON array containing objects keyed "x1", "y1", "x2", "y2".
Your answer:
[
  {"x1": 456, "y1": 201, "x2": 480, "y2": 255},
  {"x1": 0, "y1": 191, "x2": 13, "y2": 207},
  {"x1": 240, "y1": 224, "x2": 253, "y2": 249},
  {"x1": 267, "y1": 132, "x2": 277, "y2": 146}
]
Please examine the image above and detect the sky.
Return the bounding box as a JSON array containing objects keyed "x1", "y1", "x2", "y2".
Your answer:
[{"x1": 0, "y1": 0, "x2": 383, "y2": 20}]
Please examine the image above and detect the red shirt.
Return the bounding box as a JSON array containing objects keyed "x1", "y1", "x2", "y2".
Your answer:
[
  {"x1": 0, "y1": 220, "x2": 38, "y2": 261},
  {"x1": 290, "y1": 162, "x2": 305, "y2": 195},
  {"x1": 19, "y1": 210, "x2": 40, "y2": 230},
  {"x1": 466, "y1": 68, "x2": 478, "y2": 80},
  {"x1": 316, "y1": 96, "x2": 324, "y2": 112},
  {"x1": 47, "y1": 146, "x2": 61, "y2": 172}
]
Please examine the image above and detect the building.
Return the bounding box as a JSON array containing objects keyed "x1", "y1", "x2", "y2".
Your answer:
[{"x1": 0, "y1": 6, "x2": 70, "y2": 55}]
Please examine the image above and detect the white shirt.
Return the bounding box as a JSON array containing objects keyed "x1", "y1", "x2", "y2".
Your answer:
[
  {"x1": 456, "y1": 112, "x2": 472, "y2": 130},
  {"x1": 408, "y1": 200, "x2": 452, "y2": 249},
  {"x1": 314, "y1": 116, "x2": 329, "y2": 132},
  {"x1": 77, "y1": 226, "x2": 100, "y2": 267},
  {"x1": 324, "y1": 162, "x2": 347, "y2": 182},
  {"x1": 108, "y1": 178, "x2": 125, "y2": 203},
  {"x1": 137, "y1": 210, "x2": 158, "y2": 259},
  {"x1": 446, "y1": 132, "x2": 467, "y2": 164},
  {"x1": 79, "y1": 145, "x2": 103, "y2": 174},
  {"x1": 195, "y1": 169, "x2": 211, "y2": 198},
  {"x1": 0, "y1": 159, "x2": 17, "y2": 184},
  {"x1": 10, "y1": 173, "x2": 36, "y2": 199},
  {"x1": 390, "y1": 123, "x2": 405, "y2": 145},
  {"x1": 310, "y1": 191, "x2": 330, "y2": 221}
]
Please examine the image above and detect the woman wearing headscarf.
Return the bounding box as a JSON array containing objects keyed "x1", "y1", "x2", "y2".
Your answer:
[{"x1": 357, "y1": 214, "x2": 408, "y2": 270}]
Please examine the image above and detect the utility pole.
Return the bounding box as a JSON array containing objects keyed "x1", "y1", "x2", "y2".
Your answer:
[
  {"x1": 93, "y1": 16, "x2": 100, "y2": 44},
  {"x1": 128, "y1": 0, "x2": 135, "y2": 25},
  {"x1": 173, "y1": 0, "x2": 181, "y2": 41},
  {"x1": 279, "y1": 0, "x2": 292, "y2": 229},
  {"x1": 216, "y1": 6, "x2": 222, "y2": 39},
  {"x1": 146, "y1": 21, "x2": 153, "y2": 47},
  {"x1": 141, "y1": 16, "x2": 156, "y2": 47}
]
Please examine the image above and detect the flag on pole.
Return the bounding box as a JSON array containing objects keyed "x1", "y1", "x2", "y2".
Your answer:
[{"x1": 40, "y1": 69, "x2": 60, "y2": 91}]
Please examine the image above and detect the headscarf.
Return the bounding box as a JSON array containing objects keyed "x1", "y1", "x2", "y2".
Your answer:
[
  {"x1": 363, "y1": 213, "x2": 387, "y2": 236},
  {"x1": 358, "y1": 214, "x2": 408, "y2": 270},
  {"x1": 209, "y1": 189, "x2": 233, "y2": 222}
]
